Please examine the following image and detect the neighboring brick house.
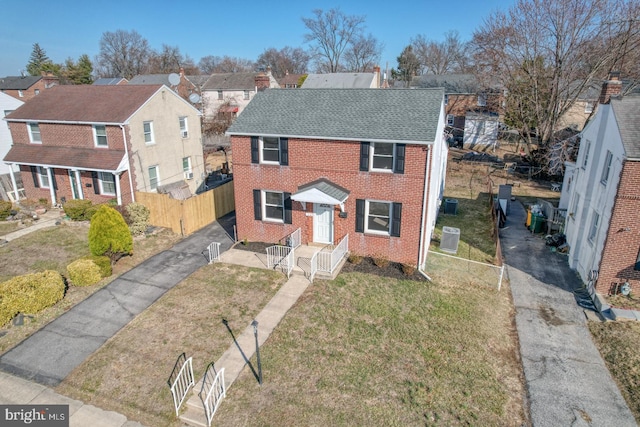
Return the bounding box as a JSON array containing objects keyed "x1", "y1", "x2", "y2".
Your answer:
[
  {"x1": 404, "y1": 74, "x2": 503, "y2": 143},
  {"x1": 3, "y1": 84, "x2": 204, "y2": 206},
  {"x1": 0, "y1": 72, "x2": 59, "y2": 101},
  {"x1": 201, "y1": 69, "x2": 280, "y2": 120},
  {"x1": 559, "y1": 76, "x2": 640, "y2": 294},
  {"x1": 226, "y1": 88, "x2": 448, "y2": 268},
  {"x1": 277, "y1": 71, "x2": 307, "y2": 89},
  {"x1": 128, "y1": 68, "x2": 208, "y2": 109},
  {"x1": 0, "y1": 92, "x2": 24, "y2": 200}
]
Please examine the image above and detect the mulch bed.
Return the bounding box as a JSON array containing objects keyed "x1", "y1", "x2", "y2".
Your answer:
[{"x1": 232, "y1": 241, "x2": 427, "y2": 281}]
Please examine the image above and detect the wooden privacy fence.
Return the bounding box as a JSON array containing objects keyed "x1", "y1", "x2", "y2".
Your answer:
[{"x1": 135, "y1": 180, "x2": 235, "y2": 236}]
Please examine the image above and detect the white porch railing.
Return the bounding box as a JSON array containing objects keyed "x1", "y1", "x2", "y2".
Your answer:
[
  {"x1": 313, "y1": 234, "x2": 349, "y2": 278},
  {"x1": 266, "y1": 245, "x2": 295, "y2": 278},
  {"x1": 199, "y1": 364, "x2": 226, "y2": 426},
  {"x1": 207, "y1": 242, "x2": 221, "y2": 264},
  {"x1": 310, "y1": 251, "x2": 319, "y2": 282},
  {"x1": 285, "y1": 228, "x2": 302, "y2": 248},
  {"x1": 168, "y1": 353, "x2": 194, "y2": 416}
]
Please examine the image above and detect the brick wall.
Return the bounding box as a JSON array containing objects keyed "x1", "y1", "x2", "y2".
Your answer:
[
  {"x1": 597, "y1": 160, "x2": 640, "y2": 294},
  {"x1": 231, "y1": 135, "x2": 431, "y2": 266}
]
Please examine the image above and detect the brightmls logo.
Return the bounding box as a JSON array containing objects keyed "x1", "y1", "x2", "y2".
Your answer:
[{"x1": 0, "y1": 405, "x2": 68, "y2": 426}]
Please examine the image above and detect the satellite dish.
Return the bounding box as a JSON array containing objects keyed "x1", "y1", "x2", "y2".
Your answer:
[
  {"x1": 168, "y1": 73, "x2": 180, "y2": 86},
  {"x1": 189, "y1": 93, "x2": 201, "y2": 104}
]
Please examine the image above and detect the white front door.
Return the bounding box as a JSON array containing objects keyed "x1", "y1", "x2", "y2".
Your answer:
[{"x1": 314, "y1": 204, "x2": 333, "y2": 244}]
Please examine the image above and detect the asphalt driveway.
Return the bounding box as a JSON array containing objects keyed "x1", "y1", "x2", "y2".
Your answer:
[
  {"x1": 0, "y1": 217, "x2": 234, "y2": 386},
  {"x1": 501, "y1": 200, "x2": 636, "y2": 426}
]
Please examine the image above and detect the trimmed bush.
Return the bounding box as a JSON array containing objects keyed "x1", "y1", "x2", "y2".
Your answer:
[
  {"x1": 63, "y1": 199, "x2": 94, "y2": 221},
  {"x1": 0, "y1": 271, "x2": 65, "y2": 327},
  {"x1": 88, "y1": 205, "x2": 133, "y2": 264},
  {"x1": 0, "y1": 200, "x2": 12, "y2": 220},
  {"x1": 67, "y1": 259, "x2": 102, "y2": 287},
  {"x1": 83, "y1": 255, "x2": 112, "y2": 278},
  {"x1": 125, "y1": 202, "x2": 150, "y2": 236}
]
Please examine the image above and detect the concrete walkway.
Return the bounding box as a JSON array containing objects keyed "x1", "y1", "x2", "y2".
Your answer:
[{"x1": 500, "y1": 200, "x2": 636, "y2": 427}]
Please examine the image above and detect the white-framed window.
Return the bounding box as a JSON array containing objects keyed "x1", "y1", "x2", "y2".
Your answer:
[
  {"x1": 18, "y1": 90, "x2": 24, "y2": 98},
  {"x1": 588, "y1": 211, "x2": 600, "y2": 244},
  {"x1": 143, "y1": 121, "x2": 154, "y2": 144},
  {"x1": 183, "y1": 157, "x2": 193, "y2": 179},
  {"x1": 148, "y1": 165, "x2": 159, "y2": 191},
  {"x1": 371, "y1": 142, "x2": 394, "y2": 171},
  {"x1": 244, "y1": 90, "x2": 250, "y2": 100},
  {"x1": 28, "y1": 122, "x2": 42, "y2": 143},
  {"x1": 446, "y1": 114, "x2": 455, "y2": 126},
  {"x1": 36, "y1": 166, "x2": 50, "y2": 188},
  {"x1": 217, "y1": 90, "x2": 223, "y2": 100},
  {"x1": 585, "y1": 102, "x2": 594, "y2": 114},
  {"x1": 98, "y1": 172, "x2": 116, "y2": 195},
  {"x1": 263, "y1": 190, "x2": 284, "y2": 222},
  {"x1": 355, "y1": 199, "x2": 402, "y2": 237},
  {"x1": 179, "y1": 117, "x2": 188, "y2": 138},
  {"x1": 601, "y1": 150, "x2": 613, "y2": 184},
  {"x1": 93, "y1": 125, "x2": 108, "y2": 147},
  {"x1": 582, "y1": 140, "x2": 591, "y2": 169},
  {"x1": 570, "y1": 193, "x2": 580, "y2": 221},
  {"x1": 261, "y1": 137, "x2": 280, "y2": 163},
  {"x1": 477, "y1": 94, "x2": 487, "y2": 107},
  {"x1": 34, "y1": 89, "x2": 40, "y2": 95}
]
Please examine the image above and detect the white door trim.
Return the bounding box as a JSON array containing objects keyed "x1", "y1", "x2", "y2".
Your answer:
[{"x1": 313, "y1": 203, "x2": 333, "y2": 244}]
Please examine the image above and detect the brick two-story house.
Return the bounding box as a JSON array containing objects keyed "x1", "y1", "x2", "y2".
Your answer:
[
  {"x1": 226, "y1": 88, "x2": 448, "y2": 268},
  {"x1": 0, "y1": 72, "x2": 59, "y2": 101},
  {"x1": 3, "y1": 84, "x2": 204, "y2": 206}
]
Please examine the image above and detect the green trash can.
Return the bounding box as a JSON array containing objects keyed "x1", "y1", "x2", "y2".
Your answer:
[{"x1": 530, "y1": 213, "x2": 545, "y2": 233}]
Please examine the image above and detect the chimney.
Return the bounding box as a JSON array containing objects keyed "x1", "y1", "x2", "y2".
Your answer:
[
  {"x1": 373, "y1": 66, "x2": 381, "y2": 88},
  {"x1": 255, "y1": 71, "x2": 270, "y2": 92},
  {"x1": 179, "y1": 67, "x2": 185, "y2": 78},
  {"x1": 599, "y1": 71, "x2": 622, "y2": 104}
]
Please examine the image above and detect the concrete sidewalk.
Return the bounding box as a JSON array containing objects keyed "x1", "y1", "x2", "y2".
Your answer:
[
  {"x1": 0, "y1": 208, "x2": 65, "y2": 243},
  {"x1": 500, "y1": 200, "x2": 636, "y2": 427}
]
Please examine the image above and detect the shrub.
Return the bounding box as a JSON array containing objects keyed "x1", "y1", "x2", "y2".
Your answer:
[
  {"x1": 348, "y1": 254, "x2": 363, "y2": 265},
  {"x1": 125, "y1": 202, "x2": 150, "y2": 236},
  {"x1": 401, "y1": 263, "x2": 416, "y2": 276},
  {"x1": 0, "y1": 271, "x2": 65, "y2": 327},
  {"x1": 88, "y1": 205, "x2": 133, "y2": 264},
  {"x1": 67, "y1": 259, "x2": 102, "y2": 287},
  {"x1": 63, "y1": 199, "x2": 94, "y2": 221},
  {"x1": 372, "y1": 255, "x2": 390, "y2": 268},
  {"x1": 83, "y1": 255, "x2": 112, "y2": 278},
  {"x1": 0, "y1": 200, "x2": 12, "y2": 220}
]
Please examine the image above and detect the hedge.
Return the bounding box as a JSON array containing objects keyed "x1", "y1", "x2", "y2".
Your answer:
[
  {"x1": 0, "y1": 271, "x2": 65, "y2": 327},
  {"x1": 67, "y1": 259, "x2": 103, "y2": 287}
]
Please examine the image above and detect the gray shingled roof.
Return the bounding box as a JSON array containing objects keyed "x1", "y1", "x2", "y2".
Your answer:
[
  {"x1": 0, "y1": 76, "x2": 42, "y2": 90},
  {"x1": 295, "y1": 178, "x2": 350, "y2": 202},
  {"x1": 226, "y1": 88, "x2": 444, "y2": 144},
  {"x1": 202, "y1": 73, "x2": 259, "y2": 90},
  {"x1": 611, "y1": 96, "x2": 640, "y2": 159},
  {"x1": 302, "y1": 73, "x2": 376, "y2": 88}
]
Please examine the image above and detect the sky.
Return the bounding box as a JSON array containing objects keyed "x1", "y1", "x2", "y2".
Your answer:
[{"x1": 0, "y1": 0, "x2": 517, "y2": 77}]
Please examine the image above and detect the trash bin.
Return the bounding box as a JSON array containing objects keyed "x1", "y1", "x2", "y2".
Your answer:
[
  {"x1": 530, "y1": 213, "x2": 545, "y2": 233},
  {"x1": 526, "y1": 209, "x2": 532, "y2": 228}
]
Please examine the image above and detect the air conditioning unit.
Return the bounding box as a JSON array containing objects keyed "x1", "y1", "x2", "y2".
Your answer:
[
  {"x1": 184, "y1": 171, "x2": 194, "y2": 180},
  {"x1": 181, "y1": 130, "x2": 188, "y2": 138},
  {"x1": 440, "y1": 226, "x2": 460, "y2": 254},
  {"x1": 444, "y1": 198, "x2": 458, "y2": 215}
]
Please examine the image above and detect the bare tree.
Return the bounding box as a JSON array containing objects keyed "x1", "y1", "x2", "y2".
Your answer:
[
  {"x1": 302, "y1": 8, "x2": 367, "y2": 73},
  {"x1": 96, "y1": 30, "x2": 152, "y2": 79},
  {"x1": 256, "y1": 47, "x2": 310, "y2": 78},
  {"x1": 196, "y1": 55, "x2": 254, "y2": 74},
  {"x1": 412, "y1": 31, "x2": 470, "y2": 75},
  {"x1": 472, "y1": 0, "x2": 640, "y2": 152},
  {"x1": 343, "y1": 34, "x2": 383, "y2": 72},
  {"x1": 147, "y1": 44, "x2": 197, "y2": 74}
]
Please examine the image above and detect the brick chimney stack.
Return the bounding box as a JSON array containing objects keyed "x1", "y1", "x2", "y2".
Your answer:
[
  {"x1": 255, "y1": 70, "x2": 271, "y2": 92},
  {"x1": 373, "y1": 65, "x2": 381, "y2": 88},
  {"x1": 599, "y1": 71, "x2": 622, "y2": 104}
]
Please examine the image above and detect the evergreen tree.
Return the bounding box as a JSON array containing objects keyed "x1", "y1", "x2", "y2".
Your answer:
[
  {"x1": 63, "y1": 55, "x2": 93, "y2": 84},
  {"x1": 393, "y1": 46, "x2": 420, "y2": 87},
  {"x1": 26, "y1": 43, "x2": 51, "y2": 76},
  {"x1": 88, "y1": 205, "x2": 133, "y2": 265}
]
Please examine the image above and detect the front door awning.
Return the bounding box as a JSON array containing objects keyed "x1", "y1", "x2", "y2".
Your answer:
[{"x1": 291, "y1": 178, "x2": 350, "y2": 211}]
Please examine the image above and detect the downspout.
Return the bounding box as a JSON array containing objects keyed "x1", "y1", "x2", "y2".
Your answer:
[
  {"x1": 120, "y1": 125, "x2": 135, "y2": 203},
  {"x1": 418, "y1": 145, "x2": 433, "y2": 281}
]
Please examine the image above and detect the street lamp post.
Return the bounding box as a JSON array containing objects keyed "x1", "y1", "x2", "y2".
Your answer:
[{"x1": 251, "y1": 320, "x2": 262, "y2": 385}]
